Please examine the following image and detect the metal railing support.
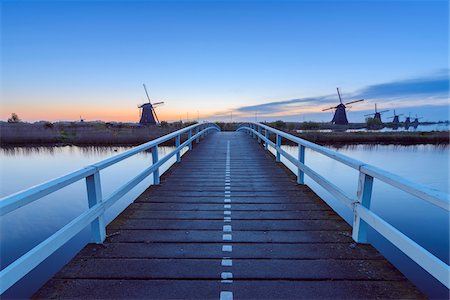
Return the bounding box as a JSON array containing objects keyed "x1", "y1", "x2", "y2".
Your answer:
[
  {"x1": 176, "y1": 134, "x2": 181, "y2": 162},
  {"x1": 152, "y1": 145, "x2": 160, "y2": 185},
  {"x1": 276, "y1": 134, "x2": 281, "y2": 162},
  {"x1": 257, "y1": 126, "x2": 261, "y2": 144},
  {"x1": 188, "y1": 129, "x2": 193, "y2": 150},
  {"x1": 86, "y1": 172, "x2": 105, "y2": 243},
  {"x1": 265, "y1": 129, "x2": 269, "y2": 150},
  {"x1": 196, "y1": 127, "x2": 199, "y2": 143},
  {"x1": 297, "y1": 145, "x2": 305, "y2": 184},
  {"x1": 352, "y1": 172, "x2": 374, "y2": 243}
]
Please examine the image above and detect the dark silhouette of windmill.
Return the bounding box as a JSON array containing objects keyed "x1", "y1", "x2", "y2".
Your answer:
[
  {"x1": 387, "y1": 110, "x2": 403, "y2": 126},
  {"x1": 404, "y1": 113, "x2": 412, "y2": 128},
  {"x1": 364, "y1": 104, "x2": 389, "y2": 123},
  {"x1": 412, "y1": 114, "x2": 423, "y2": 127},
  {"x1": 138, "y1": 84, "x2": 164, "y2": 125},
  {"x1": 322, "y1": 88, "x2": 364, "y2": 125}
]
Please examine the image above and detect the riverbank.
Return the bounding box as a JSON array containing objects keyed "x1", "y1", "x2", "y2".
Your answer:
[{"x1": 1, "y1": 122, "x2": 448, "y2": 146}]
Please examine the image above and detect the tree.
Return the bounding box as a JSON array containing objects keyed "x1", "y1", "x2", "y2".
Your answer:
[{"x1": 7, "y1": 113, "x2": 21, "y2": 123}]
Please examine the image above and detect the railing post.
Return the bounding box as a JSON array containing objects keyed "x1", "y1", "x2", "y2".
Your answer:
[
  {"x1": 297, "y1": 145, "x2": 305, "y2": 184},
  {"x1": 196, "y1": 127, "x2": 199, "y2": 143},
  {"x1": 86, "y1": 171, "x2": 105, "y2": 244},
  {"x1": 188, "y1": 129, "x2": 193, "y2": 150},
  {"x1": 276, "y1": 134, "x2": 281, "y2": 162},
  {"x1": 252, "y1": 125, "x2": 256, "y2": 139},
  {"x1": 352, "y1": 172, "x2": 374, "y2": 243},
  {"x1": 257, "y1": 126, "x2": 261, "y2": 144},
  {"x1": 265, "y1": 129, "x2": 269, "y2": 150},
  {"x1": 176, "y1": 134, "x2": 181, "y2": 162},
  {"x1": 152, "y1": 145, "x2": 160, "y2": 185}
]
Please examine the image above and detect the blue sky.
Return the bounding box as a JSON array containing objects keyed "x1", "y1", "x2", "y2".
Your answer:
[{"x1": 1, "y1": 0, "x2": 449, "y2": 122}]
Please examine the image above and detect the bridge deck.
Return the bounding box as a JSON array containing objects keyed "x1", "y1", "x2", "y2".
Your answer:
[{"x1": 34, "y1": 132, "x2": 423, "y2": 299}]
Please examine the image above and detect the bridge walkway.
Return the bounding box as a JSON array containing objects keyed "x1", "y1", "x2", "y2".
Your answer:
[{"x1": 34, "y1": 132, "x2": 424, "y2": 299}]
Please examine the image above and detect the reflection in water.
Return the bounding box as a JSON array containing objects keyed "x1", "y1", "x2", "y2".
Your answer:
[
  {"x1": 0, "y1": 145, "x2": 185, "y2": 299},
  {"x1": 0, "y1": 145, "x2": 151, "y2": 157}
]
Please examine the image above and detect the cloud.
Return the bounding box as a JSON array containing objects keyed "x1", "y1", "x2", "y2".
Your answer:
[
  {"x1": 231, "y1": 71, "x2": 449, "y2": 117},
  {"x1": 358, "y1": 73, "x2": 449, "y2": 99}
]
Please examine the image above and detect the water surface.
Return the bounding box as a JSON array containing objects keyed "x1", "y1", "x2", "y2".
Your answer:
[{"x1": 1, "y1": 143, "x2": 448, "y2": 298}]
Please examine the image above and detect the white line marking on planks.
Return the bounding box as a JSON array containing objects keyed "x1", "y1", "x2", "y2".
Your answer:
[
  {"x1": 222, "y1": 245, "x2": 232, "y2": 252},
  {"x1": 222, "y1": 234, "x2": 232, "y2": 241},
  {"x1": 223, "y1": 225, "x2": 232, "y2": 232},
  {"x1": 222, "y1": 258, "x2": 233, "y2": 266},
  {"x1": 220, "y1": 291, "x2": 233, "y2": 300}
]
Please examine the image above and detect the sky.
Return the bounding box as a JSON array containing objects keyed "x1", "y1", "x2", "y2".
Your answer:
[{"x1": 1, "y1": 0, "x2": 449, "y2": 123}]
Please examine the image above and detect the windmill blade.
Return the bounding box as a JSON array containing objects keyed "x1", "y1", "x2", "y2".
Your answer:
[
  {"x1": 322, "y1": 106, "x2": 336, "y2": 112},
  {"x1": 364, "y1": 113, "x2": 375, "y2": 117},
  {"x1": 378, "y1": 110, "x2": 390, "y2": 114},
  {"x1": 151, "y1": 107, "x2": 160, "y2": 124},
  {"x1": 387, "y1": 116, "x2": 395, "y2": 119},
  {"x1": 143, "y1": 84, "x2": 152, "y2": 104},
  {"x1": 344, "y1": 99, "x2": 364, "y2": 105},
  {"x1": 336, "y1": 88, "x2": 343, "y2": 104},
  {"x1": 152, "y1": 101, "x2": 164, "y2": 106}
]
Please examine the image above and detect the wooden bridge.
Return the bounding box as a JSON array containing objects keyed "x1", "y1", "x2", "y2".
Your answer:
[{"x1": 1, "y1": 123, "x2": 449, "y2": 299}]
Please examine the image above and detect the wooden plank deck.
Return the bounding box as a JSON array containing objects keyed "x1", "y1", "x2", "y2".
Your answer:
[{"x1": 33, "y1": 132, "x2": 424, "y2": 299}]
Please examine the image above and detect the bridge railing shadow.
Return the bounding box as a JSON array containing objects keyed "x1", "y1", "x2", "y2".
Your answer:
[
  {"x1": 0, "y1": 122, "x2": 221, "y2": 294},
  {"x1": 237, "y1": 122, "x2": 449, "y2": 289}
]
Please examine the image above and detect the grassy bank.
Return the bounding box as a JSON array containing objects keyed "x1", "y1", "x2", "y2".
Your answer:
[
  {"x1": 1, "y1": 122, "x2": 448, "y2": 146},
  {"x1": 289, "y1": 131, "x2": 449, "y2": 146},
  {"x1": 0, "y1": 122, "x2": 191, "y2": 146}
]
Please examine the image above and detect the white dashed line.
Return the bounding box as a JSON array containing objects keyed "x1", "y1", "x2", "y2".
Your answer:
[
  {"x1": 222, "y1": 234, "x2": 232, "y2": 241},
  {"x1": 222, "y1": 245, "x2": 232, "y2": 252},
  {"x1": 220, "y1": 141, "x2": 233, "y2": 299},
  {"x1": 222, "y1": 258, "x2": 233, "y2": 266},
  {"x1": 220, "y1": 291, "x2": 233, "y2": 300}
]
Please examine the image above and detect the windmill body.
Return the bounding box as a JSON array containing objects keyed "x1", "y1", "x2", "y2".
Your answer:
[
  {"x1": 139, "y1": 103, "x2": 157, "y2": 125},
  {"x1": 387, "y1": 110, "x2": 403, "y2": 127},
  {"x1": 138, "y1": 84, "x2": 164, "y2": 126},
  {"x1": 364, "y1": 104, "x2": 389, "y2": 124},
  {"x1": 412, "y1": 115, "x2": 423, "y2": 127},
  {"x1": 404, "y1": 117, "x2": 411, "y2": 128},
  {"x1": 322, "y1": 88, "x2": 364, "y2": 126},
  {"x1": 331, "y1": 104, "x2": 349, "y2": 125}
]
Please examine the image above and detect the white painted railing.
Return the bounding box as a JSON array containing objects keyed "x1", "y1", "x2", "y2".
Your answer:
[
  {"x1": 237, "y1": 122, "x2": 450, "y2": 289},
  {"x1": 0, "y1": 122, "x2": 220, "y2": 294}
]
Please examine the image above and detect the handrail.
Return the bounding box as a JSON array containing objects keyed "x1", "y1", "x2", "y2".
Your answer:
[
  {"x1": 237, "y1": 122, "x2": 450, "y2": 289},
  {"x1": 0, "y1": 122, "x2": 220, "y2": 294}
]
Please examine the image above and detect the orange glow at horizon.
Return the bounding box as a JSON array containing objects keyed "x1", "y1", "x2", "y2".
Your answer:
[{"x1": 0, "y1": 103, "x2": 219, "y2": 123}]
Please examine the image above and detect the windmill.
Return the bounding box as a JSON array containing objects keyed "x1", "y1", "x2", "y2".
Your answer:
[
  {"x1": 322, "y1": 88, "x2": 364, "y2": 125},
  {"x1": 364, "y1": 104, "x2": 389, "y2": 123},
  {"x1": 412, "y1": 114, "x2": 423, "y2": 127},
  {"x1": 387, "y1": 110, "x2": 403, "y2": 126},
  {"x1": 404, "y1": 113, "x2": 411, "y2": 128},
  {"x1": 138, "y1": 84, "x2": 164, "y2": 125}
]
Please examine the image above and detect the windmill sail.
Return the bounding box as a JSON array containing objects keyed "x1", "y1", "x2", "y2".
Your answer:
[
  {"x1": 139, "y1": 84, "x2": 164, "y2": 125},
  {"x1": 322, "y1": 88, "x2": 364, "y2": 125}
]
